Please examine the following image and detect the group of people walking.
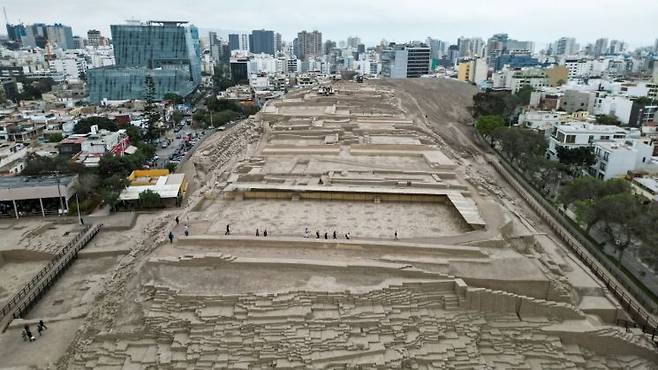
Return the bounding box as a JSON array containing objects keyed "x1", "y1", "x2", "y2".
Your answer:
[
  {"x1": 304, "y1": 228, "x2": 351, "y2": 240},
  {"x1": 21, "y1": 320, "x2": 47, "y2": 342}
]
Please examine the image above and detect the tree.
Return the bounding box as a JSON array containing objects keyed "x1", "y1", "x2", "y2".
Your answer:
[
  {"x1": 598, "y1": 192, "x2": 642, "y2": 261},
  {"x1": 556, "y1": 146, "x2": 596, "y2": 175},
  {"x1": 73, "y1": 116, "x2": 117, "y2": 134},
  {"x1": 124, "y1": 124, "x2": 143, "y2": 144},
  {"x1": 595, "y1": 114, "x2": 621, "y2": 125},
  {"x1": 163, "y1": 93, "x2": 184, "y2": 104},
  {"x1": 212, "y1": 63, "x2": 233, "y2": 92},
  {"x1": 171, "y1": 110, "x2": 184, "y2": 125},
  {"x1": 559, "y1": 176, "x2": 601, "y2": 208},
  {"x1": 138, "y1": 189, "x2": 162, "y2": 209},
  {"x1": 515, "y1": 86, "x2": 534, "y2": 106},
  {"x1": 48, "y1": 133, "x2": 64, "y2": 143},
  {"x1": 143, "y1": 75, "x2": 161, "y2": 140},
  {"x1": 166, "y1": 162, "x2": 177, "y2": 173},
  {"x1": 475, "y1": 115, "x2": 505, "y2": 144},
  {"x1": 472, "y1": 90, "x2": 522, "y2": 122}
]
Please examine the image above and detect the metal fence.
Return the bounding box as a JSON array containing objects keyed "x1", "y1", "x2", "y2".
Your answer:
[
  {"x1": 490, "y1": 156, "x2": 658, "y2": 341},
  {"x1": 0, "y1": 223, "x2": 103, "y2": 331}
]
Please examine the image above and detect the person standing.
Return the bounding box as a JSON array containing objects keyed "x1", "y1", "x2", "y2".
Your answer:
[
  {"x1": 332, "y1": 231, "x2": 337, "y2": 239},
  {"x1": 394, "y1": 231, "x2": 398, "y2": 240},
  {"x1": 23, "y1": 325, "x2": 34, "y2": 342},
  {"x1": 37, "y1": 320, "x2": 47, "y2": 336},
  {"x1": 256, "y1": 228, "x2": 260, "y2": 237},
  {"x1": 184, "y1": 225, "x2": 189, "y2": 237},
  {"x1": 324, "y1": 232, "x2": 328, "y2": 239},
  {"x1": 225, "y1": 224, "x2": 230, "y2": 236},
  {"x1": 316, "y1": 231, "x2": 320, "y2": 239},
  {"x1": 168, "y1": 231, "x2": 174, "y2": 243},
  {"x1": 175, "y1": 216, "x2": 180, "y2": 225},
  {"x1": 263, "y1": 229, "x2": 268, "y2": 237}
]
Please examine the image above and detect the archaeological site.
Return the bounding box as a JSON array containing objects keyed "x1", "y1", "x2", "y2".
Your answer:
[{"x1": 1, "y1": 79, "x2": 657, "y2": 369}]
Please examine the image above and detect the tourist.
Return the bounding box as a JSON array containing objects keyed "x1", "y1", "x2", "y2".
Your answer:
[
  {"x1": 23, "y1": 325, "x2": 34, "y2": 342},
  {"x1": 184, "y1": 225, "x2": 189, "y2": 237},
  {"x1": 37, "y1": 320, "x2": 47, "y2": 336},
  {"x1": 256, "y1": 228, "x2": 260, "y2": 237},
  {"x1": 324, "y1": 232, "x2": 328, "y2": 239},
  {"x1": 394, "y1": 231, "x2": 398, "y2": 240},
  {"x1": 175, "y1": 216, "x2": 179, "y2": 225},
  {"x1": 304, "y1": 227, "x2": 309, "y2": 238},
  {"x1": 225, "y1": 224, "x2": 230, "y2": 236},
  {"x1": 332, "y1": 231, "x2": 337, "y2": 239},
  {"x1": 345, "y1": 233, "x2": 350, "y2": 240},
  {"x1": 263, "y1": 229, "x2": 268, "y2": 237},
  {"x1": 316, "y1": 231, "x2": 320, "y2": 239},
  {"x1": 168, "y1": 231, "x2": 174, "y2": 243}
]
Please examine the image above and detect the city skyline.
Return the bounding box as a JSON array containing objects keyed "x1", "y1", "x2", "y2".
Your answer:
[{"x1": 3, "y1": 0, "x2": 658, "y2": 49}]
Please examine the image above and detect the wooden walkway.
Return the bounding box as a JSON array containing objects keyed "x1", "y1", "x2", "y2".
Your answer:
[{"x1": 0, "y1": 223, "x2": 103, "y2": 331}]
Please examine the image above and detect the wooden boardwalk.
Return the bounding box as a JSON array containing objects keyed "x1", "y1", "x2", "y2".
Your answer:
[{"x1": 0, "y1": 223, "x2": 103, "y2": 331}]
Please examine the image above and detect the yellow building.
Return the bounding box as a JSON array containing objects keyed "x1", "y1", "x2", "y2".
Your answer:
[
  {"x1": 457, "y1": 62, "x2": 471, "y2": 82},
  {"x1": 120, "y1": 169, "x2": 188, "y2": 207}
]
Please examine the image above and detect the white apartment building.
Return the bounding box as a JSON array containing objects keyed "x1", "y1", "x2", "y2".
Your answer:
[
  {"x1": 591, "y1": 139, "x2": 655, "y2": 180},
  {"x1": 49, "y1": 57, "x2": 86, "y2": 82},
  {"x1": 547, "y1": 122, "x2": 628, "y2": 160},
  {"x1": 518, "y1": 110, "x2": 569, "y2": 133},
  {"x1": 591, "y1": 92, "x2": 634, "y2": 124}
]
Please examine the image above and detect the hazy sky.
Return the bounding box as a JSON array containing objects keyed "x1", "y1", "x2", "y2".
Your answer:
[{"x1": 4, "y1": 0, "x2": 658, "y2": 49}]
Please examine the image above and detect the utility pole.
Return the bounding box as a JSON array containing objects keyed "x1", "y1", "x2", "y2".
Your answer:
[{"x1": 54, "y1": 171, "x2": 64, "y2": 215}]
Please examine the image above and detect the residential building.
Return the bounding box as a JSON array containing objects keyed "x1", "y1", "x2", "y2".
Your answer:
[
  {"x1": 631, "y1": 176, "x2": 658, "y2": 203},
  {"x1": 381, "y1": 43, "x2": 431, "y2": 78},
  {"x1": 552, "y1": 37, "x2": 579, "y2": 56},
  {"x1": 547, "y1": 122, "x2": 628, "y2": 160},
  {"x1": 228, "y1": 33, "x2": 240, "y2": 51},
  {"x1": 275, "y1": 33, "x2": 282, "y2": 53},
  {"x1": 591, "y1": 139, "x2": 655, "y2": 180},
  {"x1": 297, "y1": 30, "x2": 322, "y2": 60},
  {"x1": 240, "y1": 34, "x2": 250, "y2": 51},
  {"x1": 593, "y1": 38, "x2": 609, "y2": 57},
  {"x1": 6, "y1": 23, "x2": 27, "y2": 43},
  {"x1": 249, "y1": 29, "x2": 275, "y2": 55},
  {"x1": 456, "y1": 57, "x2": 488, "y2": 84},
  {"x1": 87, "y1": 21, "x2": 201, "y2": 102},
  {"x1": 560, "y1": 89, "x2": 595, "y2": 113},
  {"x1": 509, "y1": 68, "x2": 547, "y2": 93},
  {"x1": 87, "y1": 29, "x2": 102, "y2": 47},
  {"x1": 20, "y1": 23, "x2": 74, "y2": 50}
]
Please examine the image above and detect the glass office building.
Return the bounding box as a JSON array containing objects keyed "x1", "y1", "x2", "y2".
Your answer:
[{"x1": 88, "y1": 21, "x2": 201, "y2": 102}]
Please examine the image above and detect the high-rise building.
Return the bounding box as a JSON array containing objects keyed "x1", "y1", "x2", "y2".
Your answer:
[
  {"x1": 87, "y1": 20, "x2": 201, "y2": 102},
  {"x1": 380, "y1": 43, "x2": 430, "y2": 78},
  {"x1": 593, "y1": 38, "x2": 609, "y2": 57},
  {"x1": 425, "y1": 38, "x2": 446, "y2": 60},
  {"x1": 87, "y1": 29, "x2": 102, "y2": 48},
  {"x1": 347, "y1": 36, "x2": 361, "y2": 49},
  {"x1": 297, "y1": 30, "x2": 322, "y2": 60},
  {"x1": 324, "y1": 40, "x2": 337, "y2": 56},
  {"x1": 249, "y1": 29, "x2": 275, "y2": 55},
  {"x1": 72, "y1": 36, "x2": 84, "y2": 49},
  {"x1": 655, "y1": 39, "x2": 658, "y2": 53},
  {"x1": 228, "y1": 34, "x2": 240, "y2": 51},
  {"x1": 6, "y1": 23, "x2": 26, "y2": 43},
  {"x1": 609, "y1": 40, "x2": 626, "y2": 55},
  {"x1": 552, "y1": 37, "x2": 579, "y2": 56},
  {"x1": 239, "y1": 34, "x2": 249, "y2": 51},
  {"x1": 275, "y1": 33, "x2": 282, "y2": 53},
  {"x1": 20, "y1": 23, "x2": 74, "y2": 49}
]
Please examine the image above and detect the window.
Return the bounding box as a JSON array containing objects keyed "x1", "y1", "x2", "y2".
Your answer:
[
  {"x1": 599, "y1": 162, "x2": 607, "y2": 171},
  {"x1": 603, "y1": 152, "x2": 609, "y2": 161},
  {"x1": 588, "y1": 135, "x2": 594, "y2": 143},
  {"x1": 565, "y1": 135, "x2": 576, "y2": 144}
]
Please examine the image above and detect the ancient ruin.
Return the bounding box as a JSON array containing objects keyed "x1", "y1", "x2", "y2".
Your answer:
[{"x1": 1, "y1": 79, "x2": 657, "y2": 369}]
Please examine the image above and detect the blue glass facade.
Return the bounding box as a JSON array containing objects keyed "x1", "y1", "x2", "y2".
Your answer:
[{"x1": 88, "y1": 22, "x2": 201, "y2": 102}]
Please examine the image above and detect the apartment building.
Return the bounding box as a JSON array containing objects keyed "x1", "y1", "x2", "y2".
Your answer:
[
  {"x1": 590, "y1": 139, "x2": 655, "y2": 180},
  {"x1": 547, "y1": 122, "x2": 628, "y2": 160}
]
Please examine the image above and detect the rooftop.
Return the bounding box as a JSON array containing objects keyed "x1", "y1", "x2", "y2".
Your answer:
[
  {"x1": 0, "y1": 174, "x2": 76, "y2": 189},
  {"x1": 557, "y1": 122, "x2": 627, "y2": 134}
]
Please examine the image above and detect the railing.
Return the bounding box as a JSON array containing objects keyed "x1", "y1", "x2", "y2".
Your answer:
[
  {"x1": 0, "y1": 223, "x2": 103, "y2": 331},
  {"x1": 490, "y1": 156, "x2": 658, "y2": 344}
]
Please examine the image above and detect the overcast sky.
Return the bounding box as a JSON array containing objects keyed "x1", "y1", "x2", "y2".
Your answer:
[{"x1": 4, "y1": 0, "x2": 658, "y2": 49}]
